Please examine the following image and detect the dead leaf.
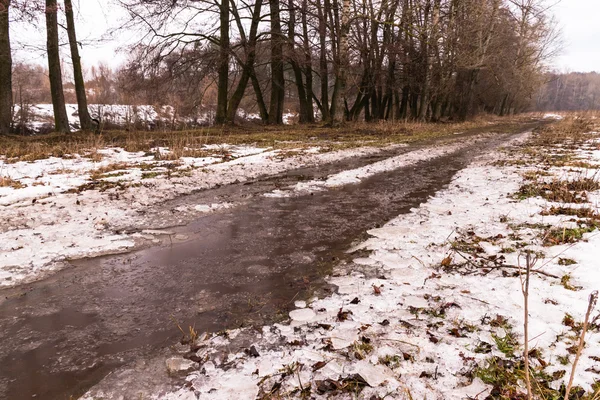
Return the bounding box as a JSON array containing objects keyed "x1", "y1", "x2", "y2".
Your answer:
[
  {"x1": 312, "y1": 360, "x2": 329, "y2": 372},
  {"x1": 337, "y1": 307, "x2": 352, "y2": 321},
  {"x1": 441, "y1": 256, "x2": 453, "y2": 267}
]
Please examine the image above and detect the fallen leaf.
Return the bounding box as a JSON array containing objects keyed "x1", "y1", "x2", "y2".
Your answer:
[
  {"x1": 441, "y1": 256, "x2": 453, "y2": 267},
  {"x1": 312, "y1": 360, "x2": 329, "y2": 372}
]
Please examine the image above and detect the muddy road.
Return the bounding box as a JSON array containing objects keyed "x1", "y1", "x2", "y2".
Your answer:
[{"x1": 0, "y1": 126, "x2": 533, "y2": 399}]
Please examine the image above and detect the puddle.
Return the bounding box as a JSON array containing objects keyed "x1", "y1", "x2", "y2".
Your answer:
[{"x1": 0, "y1": 129, "x2": 530, "y2": 399}]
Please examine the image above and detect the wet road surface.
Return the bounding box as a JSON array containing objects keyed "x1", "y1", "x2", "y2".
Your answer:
[{"x1": 0, "y1": 128, "x2": 532, "y2": 399}]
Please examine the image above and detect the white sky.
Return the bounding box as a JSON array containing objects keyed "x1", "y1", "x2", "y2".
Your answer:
[
  {"x1": 11, "y1": 0, "x2": 131, "y2": 71},
  {"x1": 552, "y1": 0, "x2": 600, "y2": 72},
  {"x1": 9, "y1": 0, "x2": 600, "y2": 73}
]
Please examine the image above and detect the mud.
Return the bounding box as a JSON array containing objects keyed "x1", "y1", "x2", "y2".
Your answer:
[{"x1": 0, "y1": 126, "x2": 533, "y2": 399}]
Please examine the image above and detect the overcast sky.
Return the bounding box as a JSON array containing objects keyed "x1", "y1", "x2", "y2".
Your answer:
[
  {"x1": 11, "y1": 0, "x2": 130, "y2": 71},
  {"x1": 553, "y1": 0, "x2": 600, "y2": 72},
  {"x1": 10, "y1": 0, "x2": 600, "y2": 73}
]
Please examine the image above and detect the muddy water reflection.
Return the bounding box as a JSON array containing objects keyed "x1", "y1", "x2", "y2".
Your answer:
[{"x1": 0, "y1": 134, "x2": 514, "y2": 399}]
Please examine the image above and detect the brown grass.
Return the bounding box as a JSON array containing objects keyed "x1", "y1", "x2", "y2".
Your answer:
[
  {"x1": 517, "y1": 177, "x2": 600, "y2": 203},
  {"x1": 89, "y1": 162, "x2": 132, "y2": 180},
  {"x1": 0, "y1": 115, "x2": 530, "y2": 163},
  {"x1": 0, "y1": 176, "x2": 25, "y2": 189},
  {"x1": 529, "y1": 116, "x2": 599, "y2": 148},
  {"x1": 541, "y1": 206, "x2": 600, "y2": 219}
]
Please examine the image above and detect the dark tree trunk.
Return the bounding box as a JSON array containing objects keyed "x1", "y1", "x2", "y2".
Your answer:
[
  {"x1": 46, "y1": 0, "x2": 70, "y2": 133},
  {"x1": 431, "y1": 98, "x2": 441, "y2": 121},
  {"x1": 288, "y1": 0, "x2": 310, "y2": 123},
  {"x1": 349, "y1": 70, "x2": 370, "y2": 121},
  {"x1": 301, "y1": 0, "x2": 314, "y2": 123},
  {"x1": 215, "y1": 0, "x2": 229, "y2": 124},
  {"x1": 249, "y1": 68, "x2": 269, "y2": 122},
  {"x1": 371, "y1": 89, "x2": 380, "y2": 122},
  {"x1": 454, "y1": 68, "x2": 478, "y2": 121},
  {"x1": 268, "y1": 0, "x2": 284, "y2": 125},
  {"x1": 316, "y1": 0, "x2": 330, "y2": 122},
  {"x1": 0, "y1": 0, "x2": 11, "y2": 134},
  {"x1": 410, "y1": 92, "x2": 419, "y2": 120},
  {"x1": 393, "y1": 90, "x2": 401, "y2": 120},
  {"x1": 227, "y1": 0, "x2": 263, "y2": 122},
  {"x1": 330, "y1": 0, "x2": 350, "y2": 125},
  {"x1": 64, "y1": 0, "x2": 92, "y2": 131},
  {"x1": 399, "y1": 85, "x2": 410, "y2": 120}
]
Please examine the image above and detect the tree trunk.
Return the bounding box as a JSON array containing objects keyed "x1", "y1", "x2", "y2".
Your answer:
[
  {"x1": 268, "y1": 0, "x2": 284, "y2": 125},
  {"x1": 215, "y1": 0, "x2": 229, "y2": 124},
  {"x1": 46, "y1": 0, "x2": 70, "y2": 133},
  {"x1": 226, "y1": 67, "x2": 251, "y2": 124},
  {"x1": 301, "y1": 0, "x2": 314, "y2": 123},
  {"x1": 417, "y1": 1, "x2": 432, "y2": 121},
  {"x1": 455, "y1": 68, "x2": 478, "y2": 121},
  {"x1": 288, "y1": 0, "x2": 310, "y2": 123},
  {"x1": 0, "y1": 0, "x2": 11, "y2": 134},
  {"x1": 64, "y1": 0, "x2": 92, "y2": 131},
  {"x1": 316, "y1": 0, "x2": 330, "y2": 122},
  {"x1": 249, "y1": 68, "x2": 269, "y2": 122},
  {"x1": 330, "y1": 0, "x2": 350, "y2": 125},
  {"x1": 399, "y1": 86, "x2": 410, "y2": 120},
  {"x1": 227, "y1": 0, "x2": 263, "y2": 122}
]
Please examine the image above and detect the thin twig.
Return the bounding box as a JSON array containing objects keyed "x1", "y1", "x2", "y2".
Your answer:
[
  {"x1": 452, "y1": 247, "x2": 559, "y2": 278},
  {"x1": 564, "y1": 290, "x2": 599, "y2": 400},
  {"x1": 380, "y1": 338, "x2": 421, "y2": 352},
  {"x1": 520, "y1": 252, "x2": 533, "y2": 400}
]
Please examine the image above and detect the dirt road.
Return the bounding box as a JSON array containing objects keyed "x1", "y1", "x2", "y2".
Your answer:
[{"x1": 0, "y1": 125, "x2": 535, "y2": 399}]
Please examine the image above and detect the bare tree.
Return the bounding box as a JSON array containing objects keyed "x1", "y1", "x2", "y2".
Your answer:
[
  {"x1": 64, "y1": 0, "x2": 92, "y2": 130},
  {"x1": 45, "y1": 0, "x2": 70, "y2": 133},
  {"x1": 227, "y1": 0, "x2": 266, "y2": 122},
  {"x1": 330, "y1": 0, "x2": 350, "y2": 125},
  {"x1": 112, "y1": 0, "x2": 559, "y2": 126},
  {"x1": 0, "y1": 0, "x2": 11, "y2": 134},
  {"x1": 267, "y1": 0, "x2": 284, "y2": 124},
  {"x1": 215, "y1": 0, "x2": 229, "y2": 124}
]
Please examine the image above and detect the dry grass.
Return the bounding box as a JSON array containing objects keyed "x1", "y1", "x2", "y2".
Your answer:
[
  {"x1": 541, "y1": 206, "x2": 600, "y2": 219},
  {"x1": 0, "y1": 176, "x2": 25, "y2": 189},
  {"x1": 89, "y1": 162, "x2": 133, "y2": 180},
  {"x1": 529, "y1": 115, "x2": 599, "y2": 148},
  {"x1": 517, "y1": 175, "x2": 600, "y2": 203},
  {"x1": 0, "y1": 115, "x2": 530, "y2": 163}
]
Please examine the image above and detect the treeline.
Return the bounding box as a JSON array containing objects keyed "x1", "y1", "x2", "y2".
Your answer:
[
  {"x1": 118, "y1": 0, "x2": 557, "y2": 125},
  {"x1": 0, "y1": 0, "x2": 557, "y2": 134},
  {"x1": 536, "y1": 72, "x2": 600, "y2": 111},
  {"x1": 12, "y1": 63, "x2": 119, "y2": 105}
]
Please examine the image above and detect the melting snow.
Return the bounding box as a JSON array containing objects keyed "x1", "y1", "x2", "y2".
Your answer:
[
  {"x1": 0, "y1": 143, "x2": 385, "y2": 287},
  {"x1": 137, "y1": 131, "x2": 600, "y2": 399}
]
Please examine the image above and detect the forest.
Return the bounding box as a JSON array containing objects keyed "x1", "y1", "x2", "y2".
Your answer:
[
  {"x1": 536, "y1": 72, "x2": 600, "y2": 111},
  {"x1": 0, "y1": 0, "x2": 561, "y2": 134}
]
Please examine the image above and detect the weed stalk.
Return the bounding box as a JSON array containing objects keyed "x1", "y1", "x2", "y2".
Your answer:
[
  {"x1": 564, "y1": 290, "x2": 599, "y2": 400},
  {"x1": 520, "y1": 252, "x2": 534, "y2": 400}
]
